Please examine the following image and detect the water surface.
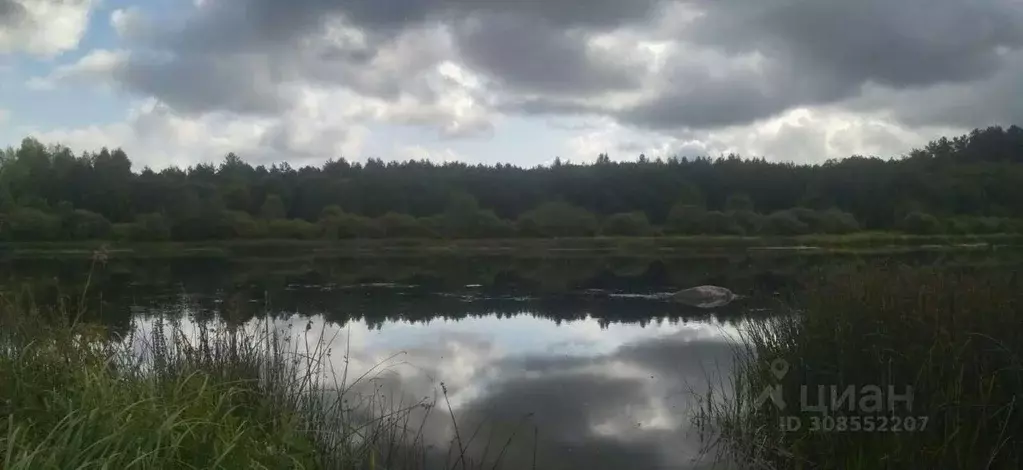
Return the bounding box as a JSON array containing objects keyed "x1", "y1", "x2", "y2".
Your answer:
[{"x1": 5, "y1": 251, "x2": 1016, "y2": 468}]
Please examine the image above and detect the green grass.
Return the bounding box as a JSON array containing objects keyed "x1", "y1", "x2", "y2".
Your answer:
[
  {"x1": 0, "y1": 298, "x2": 491, "y2": 469},
  {"x1": 697, "y1": 266, "x2": 1023, "y2": 469}
]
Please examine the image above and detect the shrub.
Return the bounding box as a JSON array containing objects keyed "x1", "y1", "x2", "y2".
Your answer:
[
  {"x1": 225, "y1": 210, "x2": 266, "y2": 239},
  {"x1": 377, "y1": 212, "x2": 434, "y2": 238},
  {"x1": 517, "y1": 201, "x2": 598, "y2": 237},
  {"x1": 267, "y1": 219, "x2": 319, "y2": 239},
  {"x1": 64, "y1": 209, "x2": 112, "y2": 240},
  {"x1": 703, "y1": 211, "x2": 745, "y2": 235},
  {"x1": 471, "y1": 210, "x2": 516, "y2": 238},
  {"x1": 319, "y1": 210, "x2": 382, "y2": 239},
  {"x1": 665, "y1": 204, "x2": 707, "y2": 235},
  {"x1": 601, "y1": 212, "x2": 653, "y2": 236},
  {"x1": 762, "y1": 210, "x2": 810, "y2": 235},
  {"x1": 1, "y1": 207, "x2": 62, "y2": 241},
  {"x1": 900, "y1": 211, "x2": 942, "y2": 235},
  {"x1": 730, "y1": 210, "x2": 765, "y2": 235},
  {"x1": 132, "y1": 213, "x2": 171, "y2": 241},
  {"x1": 816, "y1": 208, "x2": 860, "y2": 234},
  {"x1": 111, "y1": 222, "x2": 137, "y2": 241}
]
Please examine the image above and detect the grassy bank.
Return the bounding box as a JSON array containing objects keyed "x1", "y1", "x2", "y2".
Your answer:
[
  {"x1": 699, "y1": 266, "x2": 1023, "y2": 469},
  {"x1": 0, "y1": 302, "x2": 472, "y2": 469},
  {"x1": 1, "y1": 232, "x2": 1019, "y2": 260}
]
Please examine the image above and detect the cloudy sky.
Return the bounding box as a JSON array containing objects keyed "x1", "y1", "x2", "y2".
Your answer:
[{"x1": 1, "y1": 0, "x2": 1021, "y2": 169}]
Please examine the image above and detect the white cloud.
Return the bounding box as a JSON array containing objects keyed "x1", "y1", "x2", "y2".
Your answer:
[
  {"x1": 0, "y1": 0, "x2": 96, "y2": 58},
  {"x1": 0, "y1": 107, "x2": 8, "y2": 124},
  {"x1": 681, "y1": 108, "x2": 966, "y2": 162},
  {"x1": 396, "y1": 145, "x2": 464, "y2": 163},
  {"x1": 560, "y1": 107, "x2": 967, "y2": 164},
  {"x1": 5, "y1": 0, "x2": 1014, "y2": 166},
  {"x1": 27, "y1": 48, "x2": 126, "y2": 90},
  {"x1": 28, "y1": 98, "x2": 368, "y2": 169},
  {"x1": 109, "y1": 7, "x2": 145, "y2": 39}
]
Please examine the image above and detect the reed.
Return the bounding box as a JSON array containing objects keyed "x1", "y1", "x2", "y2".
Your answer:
[
  {"x1": 0, "y1": 296, "x2": 475, "y2": 469},
  {"x1": 697, "y1": 266, "x2": 1023, "y2": 469}
]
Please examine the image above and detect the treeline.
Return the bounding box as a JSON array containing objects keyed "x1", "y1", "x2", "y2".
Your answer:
[{"x1": 1, "y1": 126, "x2": 1022, "y2": 241}]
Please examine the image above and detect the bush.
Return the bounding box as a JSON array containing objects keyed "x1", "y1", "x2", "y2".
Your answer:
[
  {"x1": 377, "y1": 212, "x2": 434, "y2": 238},
  {"x1": 665, "y1": 203, "x2": 707, "y2": 235},
  {"x1": 972, "y1": 217, "x2": 1008, "y2": 234},
  {"x1": 787, "y1": 207, "x2": 823, "y2": 228},
  {"x1": 1, "y1": 207, "x2": 62, "y2": 241},
  {"x1": 900, "y1": 211, "x2": 942, "y2": 235},
  {"x1": 944, "y1": 216, "x2": 1018, "y2": 235},
  {"x1": 471, "y1": 210, "x2": 516, "y2": 238},
  {"x1": 64, "y1": 209, "x2": 112, "y2": 240},
  {"x1": 601, "y1": 212, "x2": 653, "y2": 236},
  {"x1": 171, "y1": 211, "x2": 234, "y2": 241},
  {"x1": 225, "y1": 211, "x2": 267, "y2": 239},
  {"x1": 762, "y1": 210, "x2": 810, "y2": 235},
  {"x1": 702, "y1": 211, "x2": 745, "y2": 235},
  {"x1": 267, "y1": 219, "x2": 319, "y2": 239},
  {"x1": 729, "y1": 210, "x2": 764, "y2": 235},
  {"x1": 434, "y1": 194, "x2": 516, "y2": 238},
  {"x1": 319, "y1": 210, "x2": 382, "y2": 239},
  {"x1": 517, "y1": 201, "x2": 597, "y2": 237},
  {"x1": 111, "y1": 223, "x2": 136, "y2": 241},
  {"x1": 132, "y1": 213, "x2": 171, "y2": 241},
  {"x1": 816, "y1": 208, "x2": 860, "y2": 234}
]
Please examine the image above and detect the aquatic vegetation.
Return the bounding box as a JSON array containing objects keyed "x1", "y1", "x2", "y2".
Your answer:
[
  {"x1": 0, "y1": 300, "x2": 520, "y2": 469},
  {"x1": 698, "y1": 266, "x2": 1023, "y2": 469}
]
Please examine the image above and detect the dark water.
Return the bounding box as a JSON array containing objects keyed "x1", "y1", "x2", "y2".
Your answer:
[{"x1": 3, "y1": 249, "x2": 1019, "y2": 469}]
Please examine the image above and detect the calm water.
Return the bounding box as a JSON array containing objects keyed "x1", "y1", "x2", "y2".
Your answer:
[
  {"x1": 4, "y1": 249, "x2": 1017, "y2": 469},
  {"x1": 132, "y1": 304, "x2": 741, "y2": 470}
]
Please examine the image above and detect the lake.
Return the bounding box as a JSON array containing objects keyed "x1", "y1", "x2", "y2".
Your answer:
[{"x1": 3, "y1": 248, "x2": 1019, "y2": 469}]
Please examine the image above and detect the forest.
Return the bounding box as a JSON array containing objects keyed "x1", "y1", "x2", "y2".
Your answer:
[{"x1": 0, "y1": 125, "x2": 1022, "y2": 242}]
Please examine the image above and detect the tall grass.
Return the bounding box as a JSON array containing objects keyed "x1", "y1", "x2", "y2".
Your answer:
[
  {"x1": 698, "y1": 266, "x2": 1023, "y2": 469},
  {"x1": 0, "y1": 295, "x2": 494, "y2": 469}
]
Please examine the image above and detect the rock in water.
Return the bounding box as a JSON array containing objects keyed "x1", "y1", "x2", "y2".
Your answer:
[{"x1": 671, "y1": 285, "x2": 740, "y2": 308}]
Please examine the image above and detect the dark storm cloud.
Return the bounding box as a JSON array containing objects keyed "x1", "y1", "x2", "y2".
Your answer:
[
  {"x1": 109, "y1": 0, "x2": 665, "y2": 115},
  {"x1": 172, "y1": 0, "x2": 662, "y2": 44},
  {"x1": 614, "y1": 47, "x2": 858, "y2": 130},
  {"x1": 685, "y1": 0, "x2": 1023, "y2": 88},
  {"x1": 100, "y1": 0, "x2": 1023, "y2": 134},
  {"x1": 606, "y1": 0, "x2": 1023, "y2": 131},
  {"x1": 453, "y1": 13, "x2": 640, "y2": 96},
  {"x1": 619, "y1": 75, "x2": 796, "y2": 131},
  {"x1": 603, "y1": 0, "x2": 1023, "y2": 132},
  {"x1": 0, "y1": 0, "x2": 26, "y2": 25},
  {"x1": 143, "y1": 0, "x2": 663, "y2": 59},
  {"x1": 115, "y1": 52, "x2": 287, "y2": 115},
  {"x1": 843, "y1": 47, "x2": 1023, "y2": 130},
  {"x1": 495, "y1": 97, "x2": 602, "y2": 117}
]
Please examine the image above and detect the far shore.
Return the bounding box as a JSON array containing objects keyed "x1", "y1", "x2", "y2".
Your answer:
[{"x1": 0, "y1": 233, "x2": 1016, "y2": 260}]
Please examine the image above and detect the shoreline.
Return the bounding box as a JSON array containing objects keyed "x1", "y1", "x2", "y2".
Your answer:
[{"x1": 0, "y1": 233, "x2": 1017, "y2": 259}]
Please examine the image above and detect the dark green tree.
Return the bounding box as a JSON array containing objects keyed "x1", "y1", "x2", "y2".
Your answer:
[{"x1": 260, "y1": 194, "x2": 287, "y2": 220}]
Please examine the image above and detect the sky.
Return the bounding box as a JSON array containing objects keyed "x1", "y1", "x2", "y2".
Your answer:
[{"x1": 1, "y1": 0, "x2": 1021, "y2": 170}]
